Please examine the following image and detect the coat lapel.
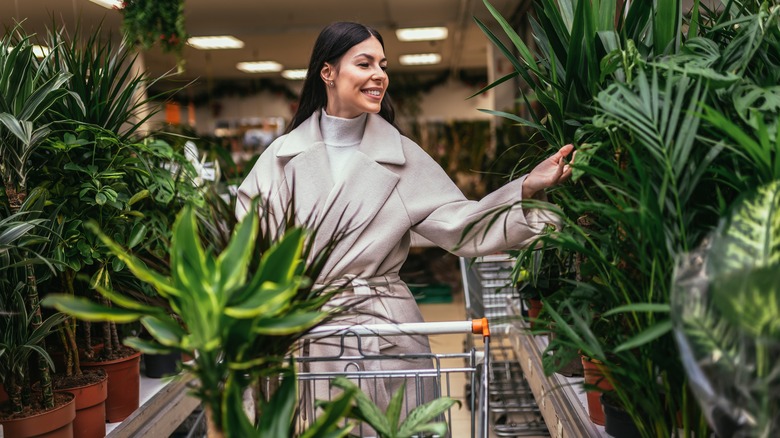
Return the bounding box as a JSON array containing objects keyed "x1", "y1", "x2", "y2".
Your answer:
[{"x1": 277, "y1": 111, "x2": 406, "y2": 273}]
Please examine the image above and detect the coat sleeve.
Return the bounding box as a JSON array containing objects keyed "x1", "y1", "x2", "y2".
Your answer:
[
  {"x1": 402, "y1": 140, "x2": 561, "y2": 257},
  {"x1": 235, "y1": 138, "x2": 290, "y2": 225}
]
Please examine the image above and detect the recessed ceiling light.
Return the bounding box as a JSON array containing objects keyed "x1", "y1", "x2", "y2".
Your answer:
[
  {"x1": 32, "y1": 45, "x2": 50, "y2": 58},
  {"x1": 187, "y1": 36, "x2": 245, "y2": 50},
  {"x1": 399, "y1": 53, "x2": 442, "y2": 66},
  {"x1": 396, "y1": 27, "x2": 448, "y2": 42},
  {"x1": 89, "y1": 0, "x2": 123, "y2": 9},
  {"x1": 236, "y1": 61, "x2": 283, "y2": 73},
  {"x1": 281, "y1": 69, "x2": 307, "y2": 80}
]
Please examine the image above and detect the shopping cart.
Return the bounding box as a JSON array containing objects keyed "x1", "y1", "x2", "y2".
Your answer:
[
  {"x1": 460, "y1": 255, "x2": 548, "y2": 437},
  {"x1": 295, "y1": 319, "x2": 492, "y2": 437}
]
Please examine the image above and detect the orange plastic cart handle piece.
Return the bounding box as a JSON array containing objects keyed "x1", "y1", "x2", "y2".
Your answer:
[{"x1": 472, "y1": 317, "x2": 490, "y2": 337}]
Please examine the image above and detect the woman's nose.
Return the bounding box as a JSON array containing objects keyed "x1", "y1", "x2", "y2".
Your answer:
[{"x1": 372, "y1": 68, "x2": 386, "y2": 80}]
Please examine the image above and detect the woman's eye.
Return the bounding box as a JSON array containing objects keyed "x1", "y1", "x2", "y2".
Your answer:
[
  {"x1": 381, "y1": 66, "x2": 388, "y2": 71},
  {"x1": 358, "y1": 63, "x2": 369, "y2": 67}
]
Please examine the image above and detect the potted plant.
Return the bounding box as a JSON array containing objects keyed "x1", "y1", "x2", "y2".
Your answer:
[
  {"x1": 44, "y1": 199, "x2": 358, "y2": 436},
  {"x1": 0, "y1": 191, "x2": 72, "y2": 437},
  {"x1": 32, "y1": 24, "x2": 195, "y2": 425},
  {"x1": 475, "y1": 0, "x2": 779, "y2": 436},
  {"x1": 120, "y1": 0, "x2": 188, "y2": 72},
  {"x1": 0, "y1": 29, "x2": 77, "y2": 437}
]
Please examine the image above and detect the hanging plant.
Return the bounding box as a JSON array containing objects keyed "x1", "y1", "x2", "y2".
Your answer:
[{"x1": 120, "y1": 0, "x2": 187, "y2": 71}]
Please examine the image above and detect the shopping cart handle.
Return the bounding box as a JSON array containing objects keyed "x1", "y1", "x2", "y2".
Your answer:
[{"x1": 303, "y1": 319, "x2": 491, "y2": 339}]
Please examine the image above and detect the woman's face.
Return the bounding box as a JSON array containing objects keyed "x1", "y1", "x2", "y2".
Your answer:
[{"x1": 323, "y1": 36, "x2": 388, "y2": 119}]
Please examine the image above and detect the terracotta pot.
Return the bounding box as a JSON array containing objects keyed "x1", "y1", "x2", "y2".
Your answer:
[
  {"x1": 527, "y1": 299, "x2": 543, "y2": 329},
  {"x1": 55, "y1": 371, "x2": 108, "y2": 438},
  {"x1": 581, "y1": 355, "x2": 614, "y2": 426},
  {"x1": 81, "y1": 350, "x2": 141, "y2": 423},
  {"x1": 0, "y1": 392, "x2": 76, "y2": 437}
]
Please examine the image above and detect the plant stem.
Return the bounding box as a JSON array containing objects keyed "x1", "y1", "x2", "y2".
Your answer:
[{"x1": 26, "y1": 262, "x2": 55, "y2": 409}]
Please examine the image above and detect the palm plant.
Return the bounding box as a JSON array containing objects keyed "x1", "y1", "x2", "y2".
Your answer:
[{"x1": 476, "y1": 0, "x2": 779, "y2": 436}]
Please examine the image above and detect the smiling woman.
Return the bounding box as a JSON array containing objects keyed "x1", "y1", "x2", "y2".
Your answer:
[{"x1": 235, "y1": 21, "x2": 574, "y2": 436}]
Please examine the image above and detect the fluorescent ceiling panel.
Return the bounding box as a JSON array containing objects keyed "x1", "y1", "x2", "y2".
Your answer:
[
  {"x1": 187, "y1": 36, "x2": 245, "y2": 50},
  {"x1": 89, "y1": 0, "x2": 123, "y2": 8},
  {"x1": 281, "y1": 69, "x2": 307, "y2": 80},
  {"x1": 237, "y1": 61, "x2": 283, "y2": 73},
  {"x1": 399, "y1": 53, "x2": 442, "y2": 65},
  {"x1": 396, "y1": 27, "x2": 448, "y2": 42}
]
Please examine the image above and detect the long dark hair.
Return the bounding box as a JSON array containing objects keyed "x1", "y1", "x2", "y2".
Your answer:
[{"x1": 286, "y1": 22, "x2": 397, "y2": 133}]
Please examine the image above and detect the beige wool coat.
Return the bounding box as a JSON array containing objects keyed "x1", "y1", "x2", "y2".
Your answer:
[{"x1": 235, "y1": 110, "x2": 560, "y2": 424}]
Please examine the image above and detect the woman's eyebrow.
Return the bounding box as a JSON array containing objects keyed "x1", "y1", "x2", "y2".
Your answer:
[{"x1": 353, "y1": 53, "x2": 388, "y2": 63}]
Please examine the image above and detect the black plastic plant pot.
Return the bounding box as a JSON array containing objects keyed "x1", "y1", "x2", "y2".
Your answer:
[
  {"x1": 143, "y1": 352, "x2": 181, "y2": 378},
  {"x1": 601, "y1": 394, "x2": 641, "y2": 438}
]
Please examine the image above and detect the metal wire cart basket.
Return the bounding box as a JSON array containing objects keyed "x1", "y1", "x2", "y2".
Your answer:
[{"x1": 460, "y1": 254, "x2": 548, "y2": 437}]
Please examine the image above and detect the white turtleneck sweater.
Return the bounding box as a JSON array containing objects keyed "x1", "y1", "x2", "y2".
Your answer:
[{"x1": 320, "y1": 110, "x2": 367, "y2": 183}]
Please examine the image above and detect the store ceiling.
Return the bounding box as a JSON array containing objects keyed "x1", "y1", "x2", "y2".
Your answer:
[{"x1": 1, "y1": 0, "x2": 526, "y2": 84}]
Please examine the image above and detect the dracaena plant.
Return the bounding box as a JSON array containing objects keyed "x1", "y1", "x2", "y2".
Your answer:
[
  {"x1": 43, "y1": 200, "x2": 355, "y2": 437},
  {"x1": 0, "y1": 189, "x2": 67, "y2": 415},
  {"x1": 672, "y1": 180, "x2": 780, "y2": 437}
]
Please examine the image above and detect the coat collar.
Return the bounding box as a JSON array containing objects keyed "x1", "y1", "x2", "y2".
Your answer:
[{"x1": 276, "y1": 109, "x2": 406, "y2": 165}]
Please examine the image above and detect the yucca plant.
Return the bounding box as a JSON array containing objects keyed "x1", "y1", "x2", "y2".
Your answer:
[
  {"x1": 43, "y1": 200, "x2": 355, "y2": 437},
  {"x1": 672, "y1": 180, "x2": 780, "y2": 438}
]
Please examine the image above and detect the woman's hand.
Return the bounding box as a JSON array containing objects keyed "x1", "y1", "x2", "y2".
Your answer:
[{"x1": 522, "y1": 144, "x2": 575, "y2": 198}]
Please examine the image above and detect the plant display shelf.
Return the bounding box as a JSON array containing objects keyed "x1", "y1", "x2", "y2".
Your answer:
[
  {"x1": 105, "y1": 372, "x2": 199, "y2": 437},
  {"x1": 504, "y1": 321, "x2": 609, "y2": 438}
]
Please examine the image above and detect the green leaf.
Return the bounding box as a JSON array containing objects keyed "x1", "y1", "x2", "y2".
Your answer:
[
  {"x1": 709, "y1": 181, "x2": 780, "y2": 273},
  {"x1": 330, "y1": 377, "x2": 391, "y2": 436},
  {"x1": 141, "y1": 315, "x2": 186, "y2": 347},
  {"x1": 86, "y1": 221, "x2": 180, "y2": 298},
  {"x1": 386, "y1": 381, "x2": 405, "y2": 436},
  {"x1": 614, "y1": 319, "x2": 673, "y2": 352},
  {"x1": 253, "y1": 311, "x2": 327, "y2": 335},
  {"x1": 123, "y1": 336, "x2": 175, "y2": 355},
  {"x1": 256, "y1": 369, "x2": 297, "y2": 437},
  {"x1": 603, "y1": 303, "x2": 671, "y2": 317},
  {"x1": 224, "y1": 281, "x2": 297, "y2": 319},
  {"x1": 42, "y1": 294, "x2": 143, "y2": 323},
  {"x1": 397, "y1": 396, "x2": 459, "y2": 437},
  {"x1": 302, "y1": 389, "x2": 355, "y2": 438},
  {"x1": 216, "y1": 204, "x2": 258, "y2": 297}
]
